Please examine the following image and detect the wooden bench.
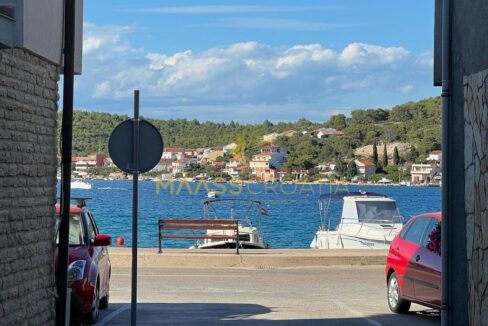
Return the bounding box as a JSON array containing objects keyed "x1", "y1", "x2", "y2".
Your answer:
[{"x1": 158, "y1": 219, "x2": 240, "y2": 254}]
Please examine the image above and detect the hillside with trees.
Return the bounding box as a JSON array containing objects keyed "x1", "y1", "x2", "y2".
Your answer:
[{"x1": 61, "y1": 97, "x2": 441, "y2": 170}]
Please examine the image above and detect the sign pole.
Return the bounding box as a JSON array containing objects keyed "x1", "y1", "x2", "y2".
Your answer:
[{"x1": 131, "y1": 90, "x2": 140, "y2": 326}]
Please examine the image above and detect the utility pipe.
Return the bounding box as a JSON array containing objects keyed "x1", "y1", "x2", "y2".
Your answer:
[{"x1": 440, "y1": 0, "x2": 451, "y2": 325}]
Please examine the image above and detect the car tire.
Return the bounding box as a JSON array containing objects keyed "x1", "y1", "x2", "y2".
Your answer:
[
  {"x1": 86, "y1": 282, "x2": 100, "y2": 324},
  {"x1": 387, "y1": 272, "x2": 411, "y2": 313},
  {"x1": 100, "y1": 293, "x2": 109, "y2": 310}
]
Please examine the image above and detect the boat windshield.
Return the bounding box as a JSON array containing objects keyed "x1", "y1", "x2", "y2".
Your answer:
[{"x1": 355, "y1": 201, "x2": 401, "y2": 223}]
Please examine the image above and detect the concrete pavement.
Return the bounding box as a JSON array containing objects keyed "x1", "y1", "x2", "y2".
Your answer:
[
  {"x1": 108, "y1": 248, "x2": 389, "y2": 268},
  {"x1": 97, "y1": 266, "x2": 440, "y2": 325}
]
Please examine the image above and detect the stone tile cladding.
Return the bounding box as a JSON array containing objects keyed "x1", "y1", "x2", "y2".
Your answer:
[
  {"x1": 0, "y1": 48, "x2": 59, "y2": 325},
  {"x1": 464, "y1": 69, "x2": 488, "y2": 326}
]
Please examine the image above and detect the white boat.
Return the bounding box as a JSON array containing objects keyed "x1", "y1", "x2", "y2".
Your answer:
[
  {"x1": 207, "y1": 191, "x2": 218, "y2": 198},
  {"x1": 191, "y1": 198, "x2": 270, "y2": 249},
  {"x1": 71, "y1": 180, "x2": 92, "y2": 190},
  {"x1": 310, "y1": 191, "x2": 403, "y2": 249}
]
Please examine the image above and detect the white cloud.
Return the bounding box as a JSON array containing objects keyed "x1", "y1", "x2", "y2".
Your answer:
[{"x1": 76, "y1": 22, "x2": 435, "y2": 121}]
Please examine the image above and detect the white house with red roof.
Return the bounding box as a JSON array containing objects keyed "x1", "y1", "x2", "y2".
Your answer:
[
  {"x1": 316, "y1": 128, "x2": 344, "y2": 139},
  {"x1": 354, "y1": 159, "x2": 376, "y2": 180},
  {"x1": 427, "y1": 150, "x2": 442, "y2": 162},
  {"x1": 162, "y1": 147, "x2": 186, "y2": 160}
]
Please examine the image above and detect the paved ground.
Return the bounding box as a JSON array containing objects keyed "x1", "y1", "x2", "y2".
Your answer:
[{"x1": 97, "y1": 266, "x2": 440, "y2": 325}]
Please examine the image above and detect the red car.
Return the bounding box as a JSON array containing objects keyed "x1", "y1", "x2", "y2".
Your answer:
[
  {"x1": 55, "y1": 201, "x2": 112, "y2": 324},
  {"x1": 385, "y1": 212, "x2": 441, "y2": 313}
]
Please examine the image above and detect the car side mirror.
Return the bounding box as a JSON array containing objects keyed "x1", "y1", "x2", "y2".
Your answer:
[{"x1": 94, "y1": 234, "x2": 112, "y2": 247}]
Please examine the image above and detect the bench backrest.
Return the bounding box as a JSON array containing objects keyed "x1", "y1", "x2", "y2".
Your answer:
[{"x1": 158, "y1": 219, "x2": 240, "y2": 254}]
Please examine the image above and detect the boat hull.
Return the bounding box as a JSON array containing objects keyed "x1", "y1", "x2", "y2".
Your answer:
[
  {"x1": 310, "y1": 230, "x2": 393, "y2": 249},
  {"x1": 192, "y1": 241, "x2": 269, "y2": 249}
]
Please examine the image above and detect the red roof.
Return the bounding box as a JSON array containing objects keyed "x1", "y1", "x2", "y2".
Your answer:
[
  {"x1": 164, "y1": 147, "x2": 185, "y2": 153},
  {"x1": 357, "y1": 159, "x2": 375, "y2": 166},
  {"x1": 431, "y1": 150, "x2": 442, "y2": 154}
]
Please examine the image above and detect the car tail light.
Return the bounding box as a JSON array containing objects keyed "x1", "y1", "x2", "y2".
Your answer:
[{"x1": 68, "y1": 260, "x2": 86, "y2": 281}]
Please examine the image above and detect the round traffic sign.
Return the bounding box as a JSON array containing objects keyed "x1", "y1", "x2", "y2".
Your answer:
[{"x1": 108, "y1": 119, "x2": 164, "y2": 174}]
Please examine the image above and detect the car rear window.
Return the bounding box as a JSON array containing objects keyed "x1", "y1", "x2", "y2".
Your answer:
[
  {"x1": 55, "y1": 214, "x2": 85, "y2": 246},
  {"x1": 402, "y1": 217, "x2": 431, "y2": 245},
  {"x1": 422, "y1": 219, "x2": 441, "y2": 255}
]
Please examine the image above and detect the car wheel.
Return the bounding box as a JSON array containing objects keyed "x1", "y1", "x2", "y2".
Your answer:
[
  {"x1": 87, "y1": 282, "x2": 100, "y2": 324},
  {"x1": 387, "y1": 272, "x2": 411, "y2": 313},
  {"x1": 100, "y1": 293, "x2": 109, "y2": 310}
]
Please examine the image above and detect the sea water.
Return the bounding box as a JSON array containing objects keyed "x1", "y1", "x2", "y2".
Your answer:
[{"x1": 63, "y1": 180, "x2": 441, "y2": 249}]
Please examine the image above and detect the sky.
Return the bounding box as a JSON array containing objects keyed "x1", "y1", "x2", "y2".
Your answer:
[{"x1": 73, "y1": 0, "x2": 438, "y2": 123}]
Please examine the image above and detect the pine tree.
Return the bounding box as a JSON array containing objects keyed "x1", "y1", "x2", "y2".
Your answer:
[
  {"x1": 347, "y1": 160, "x2": 357, "y2": 179},
  {"x1": 334, "y1": 158, "x2": 346, "y2": 179},
  {"x1": 382, "y1": 143, "x2": 388, "y2": 167},
  {"x1": 393, "y1": 146, "x2": 400, "y2": 166},
  {"x1": 372, "y1": 141, "x2": 379, "y2": 167}
]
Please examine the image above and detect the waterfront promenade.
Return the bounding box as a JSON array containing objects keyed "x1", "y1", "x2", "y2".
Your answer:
[{"x1": 98, "y1": 249, "x2": 440, "y2": 325}]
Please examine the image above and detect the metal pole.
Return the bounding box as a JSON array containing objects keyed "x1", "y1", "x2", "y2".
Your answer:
[
  {"x1": 440, "y1": 0, "x2": 451, "y2": 324},
  {"x1": 131, "y1": 90, "x2": 140, "y2": 326},
  {"x1": 56, "y1": 0, "x2": 76, "y2": 325}
]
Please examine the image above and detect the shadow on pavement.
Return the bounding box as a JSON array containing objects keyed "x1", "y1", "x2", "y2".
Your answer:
[{"x1": 98, "y1": 303, "x2": 440, "y2": 325}]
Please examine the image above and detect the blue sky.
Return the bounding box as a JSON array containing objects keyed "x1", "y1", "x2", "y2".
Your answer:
[{"x1": 75, "y1": 1, "x2": 438, "y2": 122}]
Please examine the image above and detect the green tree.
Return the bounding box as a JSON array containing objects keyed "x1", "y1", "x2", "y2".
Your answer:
[
  {"x1": 382, "y1": 143, "x2": 388, "y2": 167},
  {"x1": 393, "y1": 146, "x2": 400, "y2": 165},
  {"x1": 346, "y1": 160, "x2": 357, "y2": 179},
  {"x1": 325, "y1": 114, "x2": 347, "y2": 130},
  {"x1": 372, "y1": 141, "x2": 379, "y2": 167},
  {"x1": 334, "y1": 158, "x2": 346, "y2": 179}
]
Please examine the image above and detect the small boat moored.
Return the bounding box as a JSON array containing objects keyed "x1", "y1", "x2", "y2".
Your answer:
[
  {"x1": 191, "y1": 198, "x2": 270, "y2": 249},
  {"x1": 310, "y1": 190, "x2": 403, "y2": 249},
  {"x1": 71, "y1": 180, "x2": 92, "y2": 190}
]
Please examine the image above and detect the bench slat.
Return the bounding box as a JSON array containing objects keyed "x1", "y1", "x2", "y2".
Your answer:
[
  {"x1": 161, "y1": 225, "x2": 238, "y2": 230},
  {"x1": 160, "y1": 234, "x2": 238, "y2": 240},
  {"x1": 160, "y1": 219, "x2": 237, "y2": 225}
]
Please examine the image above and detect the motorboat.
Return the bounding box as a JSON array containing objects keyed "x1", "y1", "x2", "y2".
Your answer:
[
  {"x1": 191, "y1": 198, "x2": 270, "y2": 249},
  {"x1": 71, "y1": 180, "x2": 92, "y2": 190},
  {"x1": 310, "y1": 190, "x2": 403, "y2": 249},
  {"x1": 207, "y1": 191, "x2": 218, "y2": 198}
]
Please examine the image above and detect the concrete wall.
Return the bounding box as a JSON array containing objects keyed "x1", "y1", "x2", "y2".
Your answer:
[
  {"x1": 0, "y1": 0, "x2": 83, "y2": 74},
  {"x1": 0, "y1": 48, "x2": 59, "y2": 324}
]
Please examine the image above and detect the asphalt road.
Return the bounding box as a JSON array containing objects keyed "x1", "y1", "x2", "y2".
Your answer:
[{"x1": 97, "y1": 266, "x2": 440, "y2": 325}]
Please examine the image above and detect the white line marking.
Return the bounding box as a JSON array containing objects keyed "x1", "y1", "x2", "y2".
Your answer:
[
  {"x1": 112, "y1": 273, "x2": 251, "y2": 278},
  {"x1": 330, "y1": 299, "x2": 382, "y2": 326},
  {"x1": 98, "y1": 303, "x2": 130, "y2": 326}
]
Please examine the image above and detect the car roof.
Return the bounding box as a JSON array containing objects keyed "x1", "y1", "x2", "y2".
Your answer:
[
  {"x1": 411, "y1": 212, "x2": 442, "y2": 221},
  {"x1": 54, "y1": 204, "x2": 82, "y2": 215}
]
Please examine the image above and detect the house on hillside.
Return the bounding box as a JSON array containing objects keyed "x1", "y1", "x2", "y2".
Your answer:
[
  {"x1": 249, "y1": 146, "x2": 286, "y2": 182},
  {"x1": 411, "y1": 163, "x2": 440, "y2": 184},
  {"x1": 154, "y1": 159, "x2": 173, "y2": 172},
  {"x1": 162, "y1": 147, "x2": 185, "y2": 160},
  {"x1": 223, "y1": 143, "x2": 237, "y2": 155},
  {"x1": 316, "y1": 128, "x2": 344, "y2": 139},
  {"x1": 172, "y1": 158, "x2": 191, "y2": 174},
  {"x1": 204, "y1": 147, "x2": 225, "y2": 163},
  {"x1": 224, "y1": 158, "x2": 241, "y2": 178},
  {"x1": 427, "y1": 150, "x2": 442, "y2": 163},
  {"x1": 277, "y1": 169, "x2": 311, "y2": 181},
  {"x1": 279, "y1": 130, "x2": 297, "y2": 138},
  {"x1": 354, "y1": 159, "x2": 376, "y2": 180},
  {"x1": 73, "y1": 154, "x2": 108, "y2": 177},
  {"x1": 263, "y1": 132, "x2": 279, "y2": 143}
]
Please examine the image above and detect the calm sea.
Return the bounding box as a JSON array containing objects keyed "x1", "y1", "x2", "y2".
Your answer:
[{"x1": 62, "y1": 180, "x2": 441, "y2": 249}]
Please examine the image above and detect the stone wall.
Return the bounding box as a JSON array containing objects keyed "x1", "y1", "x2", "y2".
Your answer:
[
  {"x1": 0, "y1": 49, "x2": 59, "y2": 324},
  {"x1": 464, "y1": 69, "x2": 488, "y2": 325}
]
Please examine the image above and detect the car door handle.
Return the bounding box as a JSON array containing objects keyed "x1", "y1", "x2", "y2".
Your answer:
[{"x1": 415, "y1": 254, "x2": 420, "y2": 262}]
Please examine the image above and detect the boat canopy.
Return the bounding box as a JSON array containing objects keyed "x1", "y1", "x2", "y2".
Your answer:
[{"x1": 319, "y1": 190, "x2": 388, "y2": 201}]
